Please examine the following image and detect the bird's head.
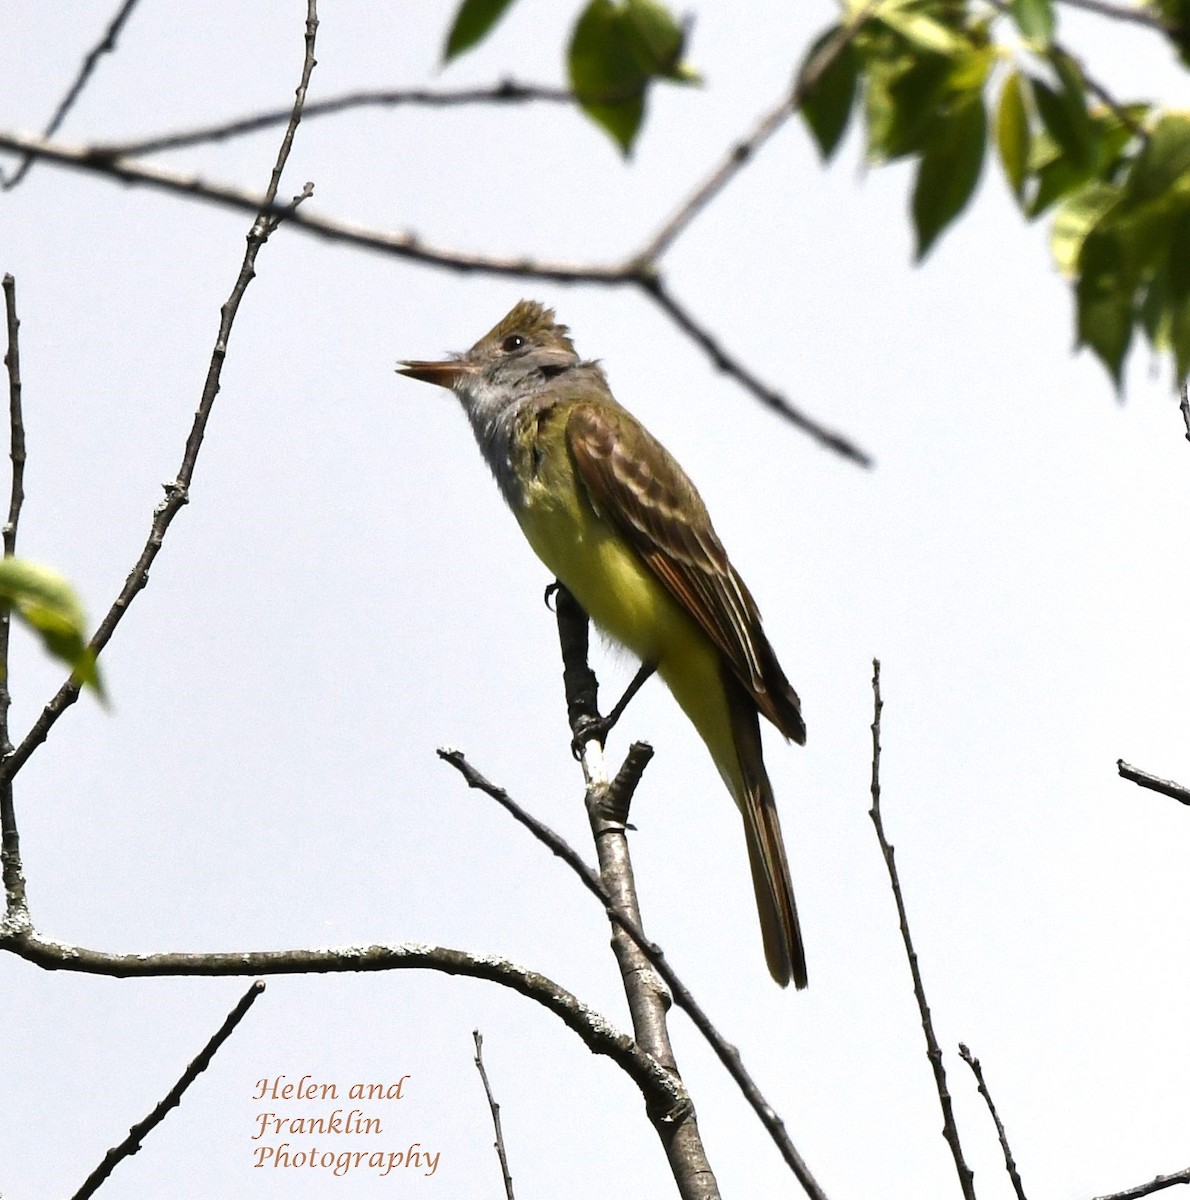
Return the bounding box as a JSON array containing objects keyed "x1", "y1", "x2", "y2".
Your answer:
[{"x1": 397, "y1": 300, "x2": 581, "y2": 405}]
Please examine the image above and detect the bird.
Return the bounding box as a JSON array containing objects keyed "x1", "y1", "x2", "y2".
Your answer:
[{"x1": 397, "y1": 300, "x2": 808, "y2": 988}]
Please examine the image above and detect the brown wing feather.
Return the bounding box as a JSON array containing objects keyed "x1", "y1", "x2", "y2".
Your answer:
[{"x1": 566, "y1": 400, "x2": 805, "y2": 743}]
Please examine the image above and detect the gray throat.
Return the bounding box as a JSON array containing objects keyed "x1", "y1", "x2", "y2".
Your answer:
[{"x1": 456, "y1": 378, "x2": 536, "y2": 511}]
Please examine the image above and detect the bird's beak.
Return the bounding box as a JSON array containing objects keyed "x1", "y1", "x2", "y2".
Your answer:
[{"x1": 396, "y1": 359, "x2": 473, "y2": 389}]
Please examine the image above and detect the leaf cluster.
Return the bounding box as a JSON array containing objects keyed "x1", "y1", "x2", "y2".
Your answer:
[
  {"x1": 801, "y1": 0, "x2": 1190, "y2": 387},
  {"x1": 444, "y1": 0, "x2": 698, "y2": 154}
]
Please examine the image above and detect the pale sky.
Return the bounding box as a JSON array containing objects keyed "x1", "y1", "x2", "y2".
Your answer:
[{"x1": 2, "y1": 3, "x2": 1189, "y2": 1198}]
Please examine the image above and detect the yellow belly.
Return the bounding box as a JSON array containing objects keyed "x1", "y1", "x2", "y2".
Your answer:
[{"x1": 514, "y1": 458, "x2": 740, "y2": 803}]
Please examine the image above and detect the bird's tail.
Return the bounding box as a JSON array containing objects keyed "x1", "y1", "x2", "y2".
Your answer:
[{"x1": 725, "y1": 674, "x2": 807, "y2": 989}]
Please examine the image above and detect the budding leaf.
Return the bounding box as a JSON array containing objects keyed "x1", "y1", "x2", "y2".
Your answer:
[{"x1": 0, "y1": 558, "x2": 104, "y2": 698}]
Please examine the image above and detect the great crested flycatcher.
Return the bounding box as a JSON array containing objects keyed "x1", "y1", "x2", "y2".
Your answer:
[{"x1": 398, "y1": 300, "x2": 809, "y2": 989}]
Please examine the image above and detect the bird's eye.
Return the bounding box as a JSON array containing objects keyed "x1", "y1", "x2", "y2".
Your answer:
[{"x1": 501, "y1": 333, "x2": 526, "y2": 352}]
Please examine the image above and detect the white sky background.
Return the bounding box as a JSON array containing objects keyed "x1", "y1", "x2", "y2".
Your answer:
[{"x1": 1, "y1": 2, "x2": 1189, "y2": 1197}]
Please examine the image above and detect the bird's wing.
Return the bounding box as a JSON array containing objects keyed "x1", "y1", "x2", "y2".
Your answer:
[{"x1": 566, "y1": 399, "x2": 794, "y2": 721}]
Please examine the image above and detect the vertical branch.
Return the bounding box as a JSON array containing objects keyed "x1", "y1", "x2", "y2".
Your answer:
[
  {"x1": 959, "y1": 1043, "x2": 1028, "y2": 1200},
  {"x1": 0, "y1": 272, "x2": 26, "y2": 731},
  {"x1": 437, "y1": 741, "x2": 827, "y2": 1199},
  {"x1": 550, "y1": 586, "x2": 829, "y2": 1198},
  {"x1": 0, "y1": 0, "x2": 320, "y2": 789},
  {"x1": 553, "y1": 588, "x2": 671, "y2": 1054},
  {"x1": 869, "y1": 660, "x2": 976, "y2": 1200},
  {"x1": 0, "y1": 273, "x2": 27, "y2": 927},
  {"x1": 1, "y1": 275, "x2": 26, "y2": 565},
  {"x1": 472, "y1": 1030, "x2": 516, "y2": 1200},
  {"x1": 554, "y1": 585, "x2": 721, "y2": 1200}
]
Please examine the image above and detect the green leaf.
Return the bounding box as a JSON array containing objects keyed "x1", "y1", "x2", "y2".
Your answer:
[
  {"x1": 1051, "y1": 181, "x2": 1121, "y2": 276},
  {"x1": 0, "y1": 558, "x2": 104, "y2": 697},
  {"x1": 1089, "y1": 104, "x2": 1149, "y2": 179},
  {"x1": 912, "y1": 92, "x2": 987, "y2": 259},
  {"x1": 1026, "y1": 140, "x2": 1093, "y2": 217},
  {"x1": 1032, "y1": 75, "x2": 1092, "y2": 168},
  {"x1": 1010, "y1": 0, "x2": 1054, "y2": 45},
  {"x1": 798, "y1": 25, "x2": 860, "y2": 159},
  {"x1": 1076, "y1": 227, "x2": 1134, "y2": 387},
  {"x1": 624, "y1": 0, "x2": 694, "y2": 80},
  {"x1": 1122, "y1": 113, "x2": 1190, "y2": 208},
  {"x1": 443, "y1": 0, "x2": 519, "y2": 62},
  {"x1": 871, "y1": 51, "x2": 955, "y2": 159},
  {"x1": 996, "y1": 70, "x2": 1031, "y2": 201},
  {"x1": 569, "y1": 0, "x2": 648, "y2": 153},
  {"x1": 567, "y1": 0, "x2": 696, "y2": 155},
  {"x1": 1140, "y1": 267, "x2": 1172, "y2": 350},
  {"x1": 1153, "y1": 0, "x2": 1190, "y2": 65},
  {"x1": 1161, "y1": 205, "x2": 1190, "y2": 378},
  {"x1": 877, "y1": 5, "x2": 968, "y2": 56}
]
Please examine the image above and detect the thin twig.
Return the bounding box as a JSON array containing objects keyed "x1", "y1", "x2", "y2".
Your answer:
[
  {"x1": 437, "y1": 747, "x2": 827, "y2": 1200},
  {"x1": 606, "y1": 741, "x2": 655, "y2": 819},
  {"x1": 97, "y1": 81, "x2": 574, "y2": 158},
  {"x1": 1117, "y1": 759, "x2": 1190, "y2": 806},
  {"x1": 959, "y1": 1043, "x2": 1028, "y2": 1200},
  {"x1": 0, "y1": 274, "x2": 25, "y2": 737},
  {"x1": 1180, "y1": 379, "x2": 1190, "y2": 444},
  {"x1": 869, "y1": 660, "x2": 977, "y2": 1200},
  {"x1": 0, "y1": 6, "x2": 320, "y2": 790},
  {"x1": 1, "y1": 275, "x2": 27, "y2": 567},
  {"x1": 5, "y1": 928, "x2": 683, "y2": 1113},
  {"x1": 0, "y1": 275, "x2": 27, "y2": 930},
  {"x1": 2, "y1": 0, "x2": 143, "y2": 189},
  {"x1": 70, "y1": 981, "x2": 266, "y2": 1200},
  {"x1": 1056, "y1": 0, "x2": 1173, "y2": 32},
  {"x1": 0, "y1": 130, "x2": 632, "y2": 282},
  {"x1": 643, "y1": 278, "x2": 873, "y2": 466},
  {"x1": 1093, "y1": 1168, "x2": 1190, "y2": 1200},
  {"x1": 0, "y1": 129, "x2": 870, "y2": 466},
  {"x1": 472, "y1": 1031, "x2": 516, "y2": 1200},
  {"x1": 635, "y1": 7, "x2": 873, "y2": 264}
]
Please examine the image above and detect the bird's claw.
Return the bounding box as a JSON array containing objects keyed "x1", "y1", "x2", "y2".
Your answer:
[{"x1": 570, "y1": 712, "x2": 614, "y2": 760}]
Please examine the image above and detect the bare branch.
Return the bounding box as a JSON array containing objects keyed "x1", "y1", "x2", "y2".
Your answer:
[
  {"x1": 437, "y1": 749, "x2": 828, "y2": 1199},
  {"x1": 0, "y1": 273, "x2": 25, "y2": 734},
  {"x1": 1180, "y1": 378, "x2": 1190, "y2": 444},
  {"x1": 0, "y1": 6, "x2": 321, "y2": 789},
  {"x1": 1055, "y1": 0, "x2": 1172, "y2": 32},
  {"x1": 1117, "y1": 759, "x2": 1190, "y2": 806},
  {"x1": 0, "y1": 130, "x2": 632, "y2": 283},
  {"x1": 98, "y1": 81, "x2": 575, "y2": 158},
  {"x1": 472, "y1": 1031, "x2": 516, "y2": 1200},
  {"x1": 2, "y1": 0, "x2": 143, "y2": 189},
  {"x1": 5, "y1": 928, "x2": 682, "y2": 1113},
  {"x1": 1093, "y1": 1168, "x2": 1190, "y2": 1200},
  {"x1": 606, "y1": 741, "x2": 655, "y2": 820},
  {"x1": 635, "y1": 6, "x2": 873, "y2": 264},
  {"x1": 0, "y1": 129, "x2": 869, "y2": 464},
  {"x1": 642, "y1": 278, "x2": 873, "y2": 466},
  {"x1": 547, "y1": 587, "x2": 720, "y2": 1199},
  {"x1": 869, "y1": 660, "x2": 976, "y2": 1200},
  {"x1": 70, "y1": 981, "x2": 266, "y2": 1199},
  {"x1": 0, "y1": 275, "x2": 27, "y2": 930},
  {"x1": 959, "y1": 1043, "x2": 1028, "y2": 1200},
  {"x1": 1, "y1": 275, "x2": 27, "y2": 568}
]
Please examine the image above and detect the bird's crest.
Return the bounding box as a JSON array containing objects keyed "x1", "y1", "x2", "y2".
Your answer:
[{"x1": 476, "y1": 300, "x2": 577, "y2": 355}]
